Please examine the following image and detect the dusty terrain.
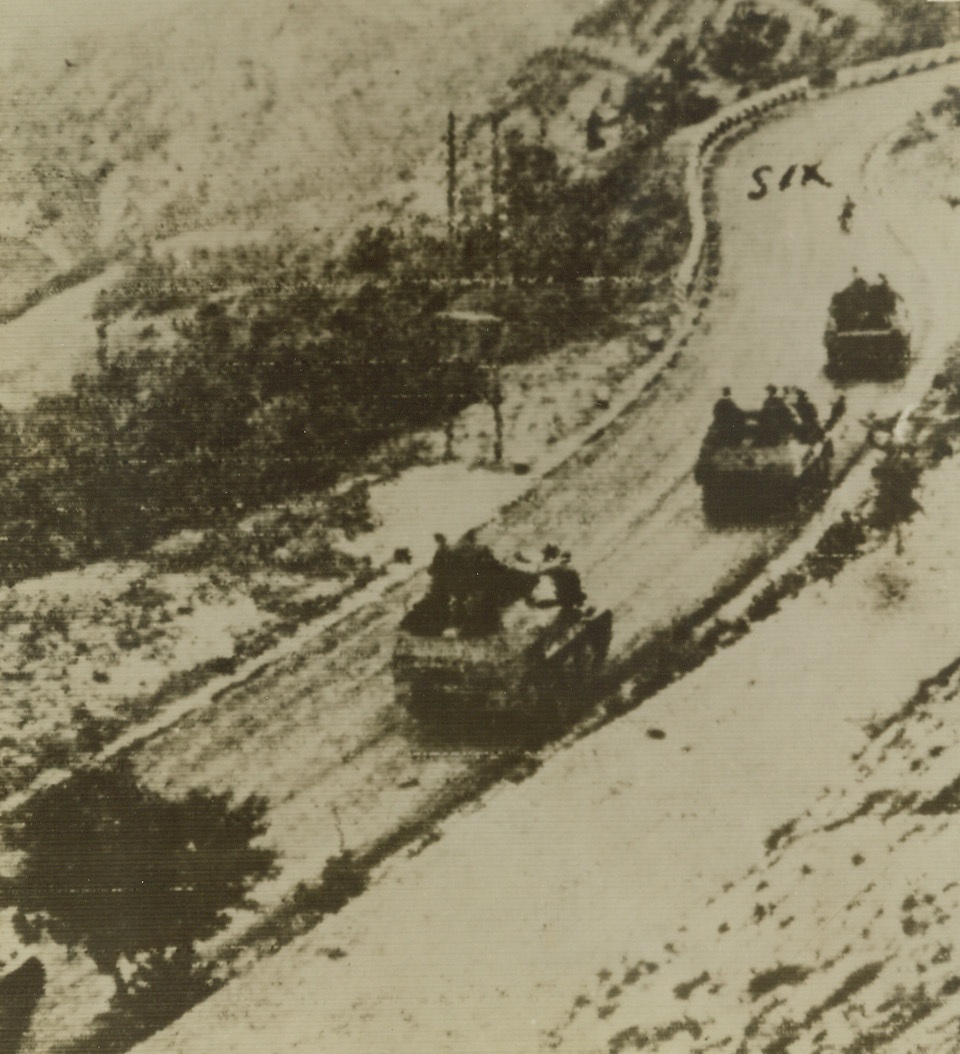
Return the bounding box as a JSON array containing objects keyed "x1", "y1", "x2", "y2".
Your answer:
[
  {"x1": 0, "y1": 0, "x2": 945, "y2": 408},
  {"x1": 0, "y1": 0, "x2": 599, "y2": 396},
  {"x1": 3, "y1": 5, "x2": 960, "y2": 1053},
  {"x1": 119, "y1": 64, "x2": 960, "y2": 1054}
]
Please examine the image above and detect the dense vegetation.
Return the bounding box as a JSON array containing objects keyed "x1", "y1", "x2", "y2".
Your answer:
[
  {"x1": 0, "y1": 280, "x2": 487, "y2": 577},
  {"x1": 0, "y1": 119, "x2": 688, "y2": 584},
  {"x1": 574, "y1": 0, "x2": 955, "y2": 86}
]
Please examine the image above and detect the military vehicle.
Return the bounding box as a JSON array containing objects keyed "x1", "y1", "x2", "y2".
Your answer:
[
  {"x1": 394, "y1": 536, "x2": 612, "y2": 726},
  {"x1": 824, "y1": 272, "x2": 910, "y2": 381},
  {"x1": 695, "y1": 386, "x2": 837, "y2": 520}
]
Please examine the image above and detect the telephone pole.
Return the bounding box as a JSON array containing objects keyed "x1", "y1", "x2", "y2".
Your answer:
[
  {"x1": 446, "y1": 111, "x2": 458, "y2": 273},
  {"x1": 490, "y1": 111, "x2": 503, "y2": 282}
]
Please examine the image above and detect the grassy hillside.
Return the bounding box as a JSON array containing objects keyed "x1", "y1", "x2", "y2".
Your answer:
[
  {"x1": 0, "y1": 0, "x2": 952, "y2": 290},
  {"x1": 0, "y1": 0, "x2": 593, "y2": 278}
]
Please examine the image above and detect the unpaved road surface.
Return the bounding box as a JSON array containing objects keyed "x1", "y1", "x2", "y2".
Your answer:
[
  {"x1": 131, "y1": 67, "x2": 960, "y2": 903},
  {"x1": 32, "y1": 67, "x2": 960, "y2": 1053}
]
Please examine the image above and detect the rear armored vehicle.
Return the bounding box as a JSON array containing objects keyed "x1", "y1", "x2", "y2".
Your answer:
[
  {"x1": 695, "y1": 386, "x2": 839, "y2": 521},
  {"x1": 824, "y1": 272, "x2": 910, "y2": 381},
  {"x1": 394, "y1": 536, "x2": 612, "y2": 727}
]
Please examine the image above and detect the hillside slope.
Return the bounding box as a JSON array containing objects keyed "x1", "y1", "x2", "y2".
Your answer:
[
  {"x1": 553, "y1": 468, "x2": 960, "y2": 1054},
  {"x1": 0, "y1": 0, "x2": 952, "y2": 296},
  {"x1": 123, "y1": 51, "x2": 960, "y2": 1054},
  {"x1": 0, "y1": 0, "x2": 593, "y2": 277}
]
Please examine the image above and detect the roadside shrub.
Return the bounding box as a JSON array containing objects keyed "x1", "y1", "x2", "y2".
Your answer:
[
  {"x1": 746, "y1": 582, "x2": 782, "y2": 622},
  {"x1": 870, "y1": 446, "x2": 923, "y2": 535},
  {"x1": 806, "y1": 513, "x2": 867, "y2": 581},
  {"x1": 890, "y1": 113, "x2": 937, "y2": 154},
  {"x1": 72, "y1": 704, "x2": 124, "y2": 756},
  {"x1": 746, "y1": 568, "x2": 807, "y2": 621},
  {"x1": 108, "y1": 946, "x2": 219, "y2": 1041},
  {"x1": 291, "y1": 850, "x2": 370, "y2": 917},
  {"x1": 808, "y1": 65, "x2": 837, "y2": 88}
]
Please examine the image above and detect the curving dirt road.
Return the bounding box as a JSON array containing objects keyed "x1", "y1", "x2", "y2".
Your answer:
[
  {"x1": 31, "y1": 66, "x2": 960, "y2": 1054},
  {"x1": 131, "y1": 67, "x2": 960, "y2": 894}
]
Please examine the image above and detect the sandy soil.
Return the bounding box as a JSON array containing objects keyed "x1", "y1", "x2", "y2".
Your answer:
[{"x1": 125, "y1": 66, "x2": 960, "y2": 1054}]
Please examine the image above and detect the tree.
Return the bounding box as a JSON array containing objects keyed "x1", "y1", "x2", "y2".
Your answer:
[
  {"x1": 705, "y1": 2, "x2": 791, "y2": 83},
  {"x1": 657, "y1": 37, "x2": 707, "y2": 91},
  {"x1": 885, "y1": 1, "x2": 946, "y2": 56},
  {"x1": 0, "y1": 759, "x2": 276, "y2": 993},
  {"x1": 621, "y1": 55, "x2": 718, "y2": 138}
]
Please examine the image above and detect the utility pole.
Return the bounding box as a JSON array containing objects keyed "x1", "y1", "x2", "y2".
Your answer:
[
  {"x1": 446, "y1": 111, "x2": 458, "y2": 274},
  {"x1": 490, "y1": 360, "x2": 504, "y2": 465},
  {"x1": 443, "y1": 395, "x2": 456, "y2": 463},
  {"x1": 490, "y1": 111, "x2": 503, "y2": 282}
]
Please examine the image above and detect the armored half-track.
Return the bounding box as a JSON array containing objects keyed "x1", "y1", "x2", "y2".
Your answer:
[
  {"x1": 824, "y1": 273, "x2": 910, "y2": 381},
  {"x1": 394, "y1": 539, "x2": 612, "y2": 727},
  {"x1": 695, "y1": 387, "x2": 836, "y2": 521}
]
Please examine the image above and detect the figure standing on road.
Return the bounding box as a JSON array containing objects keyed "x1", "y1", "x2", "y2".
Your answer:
[
  {"x1": 546, "y1": 552, "x2": 586, "y2": 611},
  {"x1": 789, "y1": 387, "x2": 822, "y2": 443},
  {"x1": 839, "y1": 195, "x2": 855, "y2": 233}
]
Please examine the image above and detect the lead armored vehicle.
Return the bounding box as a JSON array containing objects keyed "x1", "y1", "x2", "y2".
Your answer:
[
  {"x1": 394, "y1": 537, "x2": 612, "y2": 727},
  {"x1": 824, "y1": 272, "x2": 910, "y2": 381}
]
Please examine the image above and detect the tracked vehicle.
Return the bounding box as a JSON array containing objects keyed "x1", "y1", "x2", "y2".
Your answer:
[
  {"x1": 824, "y1": 273, "x2": 910, "y2": 381},
  {"x1": 394, "y1": 537, "x2": 612, "y2": 726},
  {"x1": 695, "y1": 386, "x2": 838, "y2": 521}
]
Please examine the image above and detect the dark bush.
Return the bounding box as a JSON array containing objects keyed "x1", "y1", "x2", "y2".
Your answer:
[
  {"x1": 870, "y1": 447, "x2": 923, "y2": 533},
  {"x1": 705, "y1": 2, "x2": 791, "y2": 83}
]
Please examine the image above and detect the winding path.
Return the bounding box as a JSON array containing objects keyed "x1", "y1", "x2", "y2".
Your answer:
[{"x1": 32, "y1": 64, "x2": 960, "y2": 1054}]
